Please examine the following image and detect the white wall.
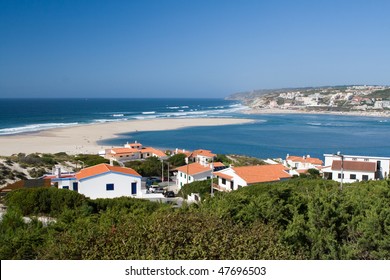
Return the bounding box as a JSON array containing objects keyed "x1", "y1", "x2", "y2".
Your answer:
[
  {"x1": 330, "y1": 170, "x2": 375, "y2": 183},
  {"x1": 176, "y1": 170, "x2": 212, "y2": 189},
  {"x1": 324, "y1": 154, "x2": 390, "y2": 182},
  {"x1": 216, "y1": 168, "x2": 247, "y2": 191},
  {"x1": 79, "y1": 173, "x2": 141, "y2": 199}
]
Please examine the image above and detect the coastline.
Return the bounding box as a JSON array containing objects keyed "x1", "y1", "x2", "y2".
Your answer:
[
  {"x1": 0, "y1": 118, "x2": 253, "y2": 156},
  {"x1": 243, "y1": 108, "x2": 390, "y2": 118}
]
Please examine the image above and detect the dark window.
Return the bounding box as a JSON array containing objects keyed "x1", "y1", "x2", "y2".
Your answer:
[
  {"x1": 106, "y1": 183, "x2": 114, "y2": 191},
  {"x1": 338, "y1": 173, "x2": 344, "y2": 179},
  {"x1": 362, "y1": 175, "x2": 369, "y2": 181},
  {"x1": 222, "y1": 178, "x2": 226, "y2": 184},
  {"x1": 73, "y1": 182, "x2": 78, "y2": 192},
  {"x1": 350, "y1": 174, "x2": 356, "y2": 180},
  {"x1": 63, "y1": 186, "x2": 69, "y2": 190}
]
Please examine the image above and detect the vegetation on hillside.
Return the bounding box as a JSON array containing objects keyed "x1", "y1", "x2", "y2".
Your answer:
[{"x1": 1, "y1": 178, "x2": 390, "y2": 260}]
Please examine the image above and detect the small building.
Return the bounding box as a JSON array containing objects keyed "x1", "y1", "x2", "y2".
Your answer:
[
  {"x1": 104, "y1": 141, "x2": 168, "y2": 162},
  {"x1": 284, "y1": 155, "x2": 323, "y2": 173},
  {"x1": 322, "y1": 154, "x2": 390, "y2": 183},
  {"x1": 175, "y1": 162, "x2": 213, "y2": 189},
  {"x1": 174, "y1": 161, "x2": 225, "y2": 189},
  {"x1": 53, "y1": 163, "x2": 142, "y2": 199},
  {"x1": 213, "y1": 164, "x2": 292, "y2": 192},
  {"x1": 191, "y1": 149, "x2": 217, "y2": 165}
]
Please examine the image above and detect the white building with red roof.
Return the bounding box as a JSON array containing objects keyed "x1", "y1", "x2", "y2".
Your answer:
[
  {"x1": 104, "y1": 141, "x2": 168, "y2": 162},
  {"x1": 284, "y1": 154, "x2": 323, "y2": 174},
  {"x1": 175, "y1": 161, "x2": 226, "y2": 189},
  {"x1": 53, "y1": 163, "x2": 142, "y2": 199},
  {"x1": 322, "y1": 154, "x2": 390, "y2": 183},
  {"x1": 213, "y1": 164, "x2": 292, "y2": 192}
]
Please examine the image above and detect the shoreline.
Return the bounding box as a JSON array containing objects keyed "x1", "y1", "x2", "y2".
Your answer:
[
  {"x1": 0, "y1": 118, "x2": 253, "y2": 156},
  {"x1": 243, "y1": 108, "x2": 390, "y2": 118}
]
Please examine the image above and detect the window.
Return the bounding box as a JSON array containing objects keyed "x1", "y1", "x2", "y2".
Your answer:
[
  {"x1": 106, "y1": 183, "x2": 114, "y2": 191},
  {"x1": 222, "y1": 178, "x2": 226, "y2": 184},
  {"x1": 188, "y1": 176, "x2": 192, "y2": 181},
  {"x1": 63, "y1": 186, "x2": 69, "y2": 190},
  {"x1": 362, "y1": 175, "x2": 369, "y2": 181},
  {"x1": 73, "y1": 182, "x2": 78, "y2": 192},
  {"x1": 338, "y1": 173, "x2": 344, "y2": 179},
  {"x1": 350, "y1": 174, "x2": 356, "y2": 180}
]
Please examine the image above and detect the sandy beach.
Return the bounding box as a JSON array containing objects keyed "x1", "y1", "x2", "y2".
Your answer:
[{"x1": 0, "y1": 118, "x2": 253, "y2": 156}]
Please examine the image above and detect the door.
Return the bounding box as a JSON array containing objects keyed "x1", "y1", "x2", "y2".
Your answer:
[{"x1": 131, "y1": 182, "x2": 137, "y2": 195}]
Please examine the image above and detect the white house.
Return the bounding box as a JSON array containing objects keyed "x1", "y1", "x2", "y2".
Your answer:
[
  {"x1": 175, "y1": 161, "x2": 225, "y2": 189},
  {"x1": 104, "y1": 141, "x2": 168, "y2": 162},
  {"x1": 191, "y1": 149, "x2": 216, "y2": 165},
  {"x1": 52, "y1": 163, "x2": 142, "y2": 199},
  {"x1": 322, "y1": 154, "x2": 390, "y2": 183},
  {"x1": 213, "y1": 164, "x2": 292, "y2": 192},
  {"x1": 284, "y1": 155, "x2": 323, "y2": 174},
  {"x1": 175, "y1": 162, "x2": 213, "y2": 189}
]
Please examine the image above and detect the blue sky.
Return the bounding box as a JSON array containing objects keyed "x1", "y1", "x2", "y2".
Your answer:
[{"x1": 1, "y1": 0, "x2": 390, "y2": 98}]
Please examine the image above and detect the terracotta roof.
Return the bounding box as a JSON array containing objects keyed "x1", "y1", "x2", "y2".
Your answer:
[
  {"x1": 126, "y1": 142, "x2": 142, "y2": 147},
  {"x1": 142, "y1": 147, "x2": 166, "y2": 157},
  {"x1": 287, "y1": 156, "x2": 323, "y2": 165},
  {"x1": 76, "y1": 164, "x2": 141, "y2": 180},
  {"x1": 213, "y1": 162, "x2": 225, "y2": 167},
  {"x1": 214, "y1": 172, "x2": 234, "y2": 180},
  {"x1": 175, "y1": 162, "x2": 212, "y2": 176},
  {"x1": 192, "y1": 149, "x2": 216, "y2": 158},
  {"x1": 331, "y1": 160, "x2": 376, "y2": 172},
  {"x1": 111, "y1": 148, "x2": 139, "y2": 154},
  {"x1": 232, "y1": 164, "x2": 292, "y2": 184},
  {"x1": 175, "y1": 149, "x2": 193, "y2": 157}
]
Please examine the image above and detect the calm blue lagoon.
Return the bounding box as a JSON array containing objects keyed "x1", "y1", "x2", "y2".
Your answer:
[{"x1": 0, "y1": 98, "x2": 389, "y2": 159}]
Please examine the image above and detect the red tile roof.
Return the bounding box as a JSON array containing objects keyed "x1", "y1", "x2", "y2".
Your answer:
[
  {"x1": 232, "y1": 164, "x2": 291, "y2": 184},
  {"x1": 175, "y1": 162, "x2": 212, "y2": 176},
  {"x1": 287, "y1": 156, "x2": 323, "y2": 165},
  {"x1": 212, "y1": 162, "x2": 225, "y2": 167},
  {"x1": 192, "y1": 149, "x2": 216, "y2": 158},
  {"x1": 76, "y1": 164, "x2": 141, "y2": 180},
  {"x1": 331, "y1": 160, "x2": 376, "y2": 172},
  {"x1": 142, "y1": 147, "x2": 167, "y2": 157},
  {"x1": 213, "y1": 172, "x2": 234, "y2": 180},
  {"x1": 110, "y1": 148, "x2": 139, "y2": 154}
]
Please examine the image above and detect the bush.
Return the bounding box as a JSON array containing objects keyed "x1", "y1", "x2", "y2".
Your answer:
[{"x1": 5, "y1": 188, "x2": 87, "y2": 216}]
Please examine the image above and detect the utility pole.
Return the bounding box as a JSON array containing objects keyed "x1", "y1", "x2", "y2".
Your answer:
[
  {"x1": 334, "y1": 151, "x2": 344, "y2": 190},
  {"x1": 210, "y1": 160, "x2": 214, "y2": 197}
]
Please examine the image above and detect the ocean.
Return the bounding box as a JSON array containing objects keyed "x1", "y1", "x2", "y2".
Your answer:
[{"x1": 1, "y1": 98, "x2": 389, "y2": 159}]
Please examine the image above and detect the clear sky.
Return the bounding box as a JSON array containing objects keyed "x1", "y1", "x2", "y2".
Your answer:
[{"x1": 1, "y1": 0, "x2": 390, "y2": 98}]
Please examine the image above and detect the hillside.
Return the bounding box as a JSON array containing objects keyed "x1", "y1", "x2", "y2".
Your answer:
[{"x1": 226, "y1": 85, "x2": 390, "y2": 115}]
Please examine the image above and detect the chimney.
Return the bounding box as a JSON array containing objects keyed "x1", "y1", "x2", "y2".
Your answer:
[
  {"x1": 110, "y1": 159, "x2": 114, "y2": 166},
  {"x1": 56, "y1": 166, "x2": 61, "y2": 178}
]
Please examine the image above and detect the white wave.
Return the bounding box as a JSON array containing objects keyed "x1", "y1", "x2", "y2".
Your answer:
[
  {"x1": 142, "y1": 111, "x2": 156, "y2": 115},
  {"x1": 134, "y1": 115, "x2": 157, "y2": 120},
  {"x1": 0, "y1": 122, "x2": 79, "y2": 135},
  {"x1": 94, "y1": 118, "x2": 128, "y2": 123},
  {"x1": 178, "y1": 110, "x2": 185, "y2": 112},
  {"x1": 181, "y1": 106, "x2": 189, "y2": 108},
  {"x1": 112, "y1": 114, "x2": 124, "y2": 117},
  {"x1": 307, "y1": 122, "x2": 323, "y2": 126},
  {"x1": 167, "y1": 106, "x2": 180, "y2": 109}
]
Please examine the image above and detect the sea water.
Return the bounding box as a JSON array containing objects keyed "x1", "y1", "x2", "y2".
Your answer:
[{"x1": 0, "y1": 98, "x2": 389, "y2": 159}]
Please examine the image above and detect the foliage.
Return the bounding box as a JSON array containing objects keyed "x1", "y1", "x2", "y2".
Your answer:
[
  {"x1": 5, "y1": 187, "x2": 87, "y2": 216},
  {"x1": 167, "y1": 153, "x2": 186, "y2": 167},
  {"x1": 2, "y1": 178, "x2": 390, "y2": 260},
  {"x1": 125, "y1": 156, "x2": 162, "y2": 177},
  {"x1": 178, "y1": 179, "x2": 215, "y2": 199},
  {"x1": 75, "y1": 154, "x2": 109, "y2": 167}
]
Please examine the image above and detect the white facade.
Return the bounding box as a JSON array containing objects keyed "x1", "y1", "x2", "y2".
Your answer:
[
  {"x1": 176, "y1": 169, "x2": 212, "y2": 188},
  {"x1": 323, "y1": 154, "x2": 390, "y2": 183},
  {"x1": 54, "y1": 172, "x2": 142, "y2": 199},
  {"x1": 216, "y1": 168, "x2": 247, "y2": 191},
  {"x1": 78, "y1": 172, "x2": 141, "y2": 199}
]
